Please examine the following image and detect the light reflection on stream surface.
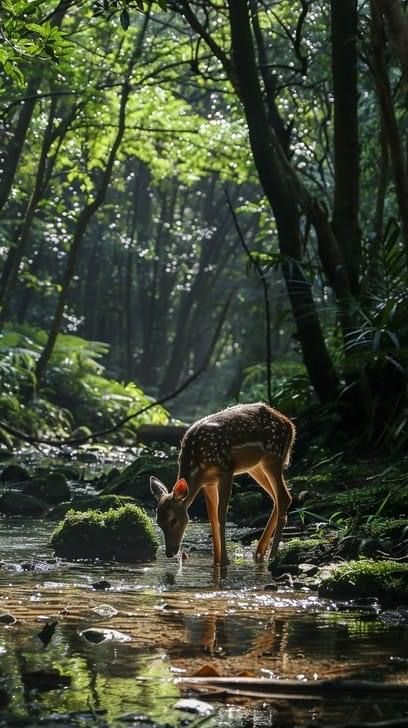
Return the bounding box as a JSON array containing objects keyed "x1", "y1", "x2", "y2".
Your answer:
[{"x1": 0, "y1": 517, "x2": 407, "y2": 726}]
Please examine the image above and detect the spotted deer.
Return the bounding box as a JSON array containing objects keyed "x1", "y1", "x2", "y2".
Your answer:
[{"x1": 150, "y1": 402, "x2": 296, "y2": 566}]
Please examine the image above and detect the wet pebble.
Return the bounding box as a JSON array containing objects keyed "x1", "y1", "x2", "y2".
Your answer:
[
  {"x1": 0, "y1": 613, "x2": 16, "y2": 625},
  {"x1": 92, "y1": 579, "x2": 111, "y2": 590},
  {"x1": 298, "y1": 563, "x2": 318, "y2": 577},
  {"x1": 80, "y1": 628, "x2": 131, "y2": 644},
  {"x1": 174, "y1": 698, "x2": 214, "y2": 716},
  {"x1": 379, "y1": 606, "x2": 408, "y2": 625},
  {"x1": 91, "y1": 604, "x2": 118, "y2": 618}
]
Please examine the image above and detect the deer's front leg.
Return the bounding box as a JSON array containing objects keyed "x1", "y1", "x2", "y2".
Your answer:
[{"x1": 217, "y1": 471, "x2": 233, "y2": 565}]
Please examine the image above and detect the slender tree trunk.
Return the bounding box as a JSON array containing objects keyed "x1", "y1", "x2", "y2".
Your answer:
[
  {"x1": 370, "y1": 0, "x2": 408, "y2": 253},
  {"x1": 367, "y1": 121, "x2": 389, "y2": 291},
  {"x1": 330, "y1": 0, "x2": 361, "y2": 295},
  {"x1": 0, "y1": 1, "x2": 70, "y2": 216},
  {"x1": 0, "y1": 75, "x2": 43, "y2": 215},
  {"x1": 227, "y1": 0, "x2": 340, "y2": 404},
  {"x1": 376, "y1": 0, "x2": 408, "y2": 79},
  {"x1": 35, "y1": 81, "x2": 131, "y2": 383},
  {"x1": 0, "y1": 97, "x2": 59, "y2": 324}
]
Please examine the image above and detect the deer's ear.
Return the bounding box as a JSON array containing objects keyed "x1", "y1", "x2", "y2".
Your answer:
[
  {"x1": 173, "y1": 478, "x2": 189, "y2": 501},
  {"x1": 150, "y1": 476, "x2": 169, "y2": 502}
]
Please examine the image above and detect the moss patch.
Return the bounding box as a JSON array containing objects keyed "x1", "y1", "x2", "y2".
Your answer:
[
  {"x1": 269, "y1": 537, "x2": 326, "y2": 570},
  {"x1": 319, "y1": 559, "x2": 408, "y2": 606},
  {"x1": 50, "y1": 504, "x2": 158, "y2": 562},
  {"x1": 364, "y1": 517, "x2": 408, "y2": 539},
  {"x1": 330, "y1": 480, "x2": 408, "y2": 515}
]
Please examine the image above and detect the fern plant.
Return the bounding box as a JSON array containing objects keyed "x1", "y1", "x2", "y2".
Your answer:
[{"x1": 0, "y1": 324, "x2": 168, "y2": 443}]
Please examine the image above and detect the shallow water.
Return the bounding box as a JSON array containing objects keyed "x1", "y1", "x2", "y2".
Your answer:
[{"x1": 0, "y1": 517, "x2": 407, "y2": 726}]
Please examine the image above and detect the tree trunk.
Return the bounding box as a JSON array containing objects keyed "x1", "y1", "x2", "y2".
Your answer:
[
  {"x1": 0, "y1": 75, "x2": 43, "y2": 215},
  {"x1": 330, "y1": 0, "x2": 361, "y2": 295},
  {"x1": 228, "y1": 0, "x2": 340, "y2": 404},
  {"x1": 370, "y1": 1, "x2": 408, "y2": 253},
  {"x1": 35, "y1": 81, "x2": 131, "y2": 383}
]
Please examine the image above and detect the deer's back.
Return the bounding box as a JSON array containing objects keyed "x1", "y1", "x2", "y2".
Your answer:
[{"x1": 178, "y1": 403, "x2": 295, "y2": 474}]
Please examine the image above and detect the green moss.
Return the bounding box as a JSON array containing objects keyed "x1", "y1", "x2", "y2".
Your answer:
[
  {"x1": 50, "y1": 504, "x2": 158, "y2": 562},
  {"x1": 319, "y1": 559, "x2": 408, "y2": 606},
  {"x1": 269, "y1": 537, "x2": 325, "y2": 569},
  {"x1": 364, "y1": 517, "x2": 408, "y2": 539},
  {"x1": 331, "y1": 480, "x2": 408, "y2": 514}
]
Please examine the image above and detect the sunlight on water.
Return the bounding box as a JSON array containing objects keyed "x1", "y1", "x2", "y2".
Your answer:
[{"x1": 0, "y1": 516, "x2": 407, "y2": 726}]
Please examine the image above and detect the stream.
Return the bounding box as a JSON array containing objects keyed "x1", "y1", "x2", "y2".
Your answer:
[{"x1": 0, "y1": 453, "x2": 407, "y2": 726}]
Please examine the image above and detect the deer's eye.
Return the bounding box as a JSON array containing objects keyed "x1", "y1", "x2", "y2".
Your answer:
[{"x1": 169, "y1": 517, "x2": 177, "y2": 528}]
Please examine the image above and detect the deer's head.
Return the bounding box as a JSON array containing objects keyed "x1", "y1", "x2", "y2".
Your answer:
[{"x1": 150, "y1": 476, "x2": 189, "y2": 558}]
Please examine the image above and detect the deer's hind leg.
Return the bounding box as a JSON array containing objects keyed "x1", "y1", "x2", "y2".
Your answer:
[
  {"x1": 261, "y1": 454, "x2": 292, "y2": 559},
  {"x1": 249, "y1": 464, "x2": 278, "y2": 560}
]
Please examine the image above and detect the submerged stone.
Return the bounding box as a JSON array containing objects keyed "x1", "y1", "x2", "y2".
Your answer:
[
  {"x1": 50, "y1": 504, "x2": 158, "y2": 562},
  {"x1": 0, "y1": 491, "x2": 47, "y2": 516},
  {"x1": 1, "y1": 464, "x2": 30, "y2": 483},
  {"x1": 23, "y1": 473, "x2": 70, "y2": 504},
  {"x1": 46, "y1": 494, "x2": 137, "y2": 520},
  {"x1": 102, "y1": 457, "x2": 177, "y2": 503}
]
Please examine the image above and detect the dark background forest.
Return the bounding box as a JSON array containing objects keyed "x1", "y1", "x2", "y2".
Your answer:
[{"x1": 0, "y1": 0, "x2": 407, "y2": 452}]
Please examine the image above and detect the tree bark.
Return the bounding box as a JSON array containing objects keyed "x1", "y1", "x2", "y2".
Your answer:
[
  {"x1": 227, "y1": 0, "x2": 340, "y2": 403},
  {"x1": 330, "y1": 0, "x2": 361, "y2": 295},
  {"x1": 35, "y1": 81, "x2": 131, "y2": 383},
  {"x1": 0, "y1": 75, "x2": 42, "y2": 215},
  {"x1": 376, "y1": 0, "x2": 408, "y2": 79},
  {"x1": 370, "y1": 1, "x2": 408, "y2": 253}
]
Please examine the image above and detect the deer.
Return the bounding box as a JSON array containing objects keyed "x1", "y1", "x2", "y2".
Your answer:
[{"x1": 150, "y1": 402, "x2": 296, "y2": 566}]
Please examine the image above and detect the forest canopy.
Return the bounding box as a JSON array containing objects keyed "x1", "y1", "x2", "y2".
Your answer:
[{"x1": 0, "y1": 0, "x2": 407, "y2": 450}]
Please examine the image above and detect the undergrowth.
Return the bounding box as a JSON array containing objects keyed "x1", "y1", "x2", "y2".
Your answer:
[{"x1": 0, "y1": 323, "x2": 168, "y2": 444}]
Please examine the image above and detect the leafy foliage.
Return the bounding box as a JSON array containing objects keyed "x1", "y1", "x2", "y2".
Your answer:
[
  {"x1": 240, "y1": 361, "x2": 315, "y2": 417},
  {"x1": 0, "y1": 324, "x2": 168, "y2": 442}
]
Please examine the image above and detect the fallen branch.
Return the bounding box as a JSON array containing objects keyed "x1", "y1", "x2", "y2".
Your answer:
[
  {"x1": 176, "y1": 676, "x2": 408, "y2": 702},
  {"x1": 0, "y1": 361, "x2": 205, "y2": 449}
]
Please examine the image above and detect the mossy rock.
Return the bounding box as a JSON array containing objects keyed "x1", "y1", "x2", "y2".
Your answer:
[
  {"x1": 102, "y1": 459, "x2": 177, "y2": 503},
  {"x1": 0, "y1": 492, "x2": 47, "y2": 516},
  {"x1": 269, "y1": 537, "x2": 326, "y2": 571},
  {"x1": 22, "y1": 474, "x2": 70, "y2": 505},
  {"x1": 319, "y1": 559, "x2": 408, "y2": 607},
  {"x1": 1, "y1": 464, "x2": 30, "y2": 483},
  {"x1": 50, "y1": 504, "x2": 158, "y2": 562},
  {"x1": 34, "y1": 465, "x2": 81, "y2": 482},
  {"x1": 46, "y1": 494, "x2": 137, "y2": 520},
  {"x1": 70, "y1": 426, "x2": 93, "y2": 441}
]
